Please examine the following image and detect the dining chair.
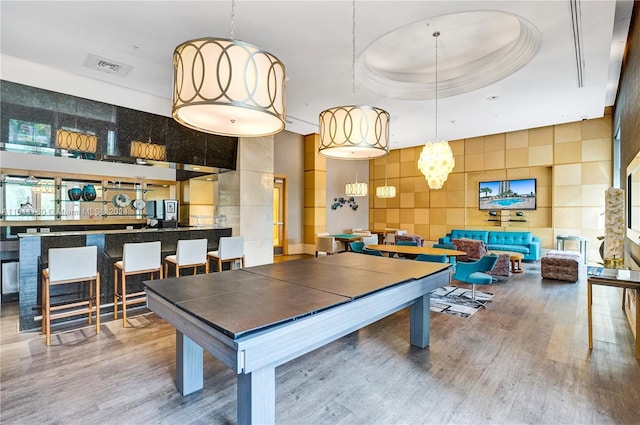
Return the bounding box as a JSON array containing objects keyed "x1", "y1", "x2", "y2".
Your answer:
[
  {"x1": 415, "y1": 254, "x2": 448, "y2": 263},
  {"x1": 208, "y1": 236, "x2": 245, "y2": 272},
  {"x1": 114, "y1": 241, "x2": 162, "y2": 327},
  {"x1": 394, "y1": 240, "x2": 418, "y2": 259},
  {"x1": 384, "y1": 233, "x2": 396, "y2": 245},
  {"x1": 349, "y1": 241, "x2": 365, "y2": 253},
  {"x1": 396, "y1": 240, "x2": 418, "y2": 247},
  {"x1": 452, "y1": 254, "x2": 499, "y2": 308},
  {"x1": 164, "y1": 238, "x2": 209, "y2": 277},
  {"x1": 41, "y1": 246, "x2": 100, "y2": 345},
  {"x1": 361, "y1": 235, "x2": 378, "y2": 246},
  {"x1": 315, "y1": 236, "x2": 341, "y2": 256},
  {"x1": 362, "y1": 247, "x2": 384, "y2": 256}
]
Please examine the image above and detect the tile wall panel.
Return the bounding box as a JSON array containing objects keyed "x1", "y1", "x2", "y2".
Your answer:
[
  {"x1": 582, "y1": 138, "x2": 612, "y2": 162},
  {"x1": 506, "y1": 147, "x2": 529, "y2": 168},
  {"x1": 506, "y1": 130, "x2": 529, "y2": 148},
  {"x1": 554, "y1": 122, "x2": 582, "y2": 143},
  {"x1": 529, "y1": 145, "x2": 554, "y2": 166},
  {"x1": 554, "y1": 141, "x2": 582, "y2": 164},
  {"x1": 529, "y1": 126, "x2": 554, "y2": 146}
]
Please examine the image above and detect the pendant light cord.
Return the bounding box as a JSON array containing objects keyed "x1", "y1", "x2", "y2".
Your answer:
[
  {"x1": 433, "y1": 31, "x2": 440, "y2": 140},
  {"x1": 230, "y1": 0, "x2": 236, "y2": 39},
  {"x1": 352, "y1": 0, "x2": 356, "y2": 95}
]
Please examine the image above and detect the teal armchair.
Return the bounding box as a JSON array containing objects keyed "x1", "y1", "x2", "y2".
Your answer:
[{"x1": 452, "y1": 254, "x2": 499, "y2": 307}]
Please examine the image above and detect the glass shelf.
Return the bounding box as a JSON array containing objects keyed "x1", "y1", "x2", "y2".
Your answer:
[
  {"x1": 58, "y1": 199, "x2": 104, "y2": 203},
  {"x1": 103, "y1": 187, "x2": 152, "y2": 193},
  {"x1": 1, "y1": 181, "x2": 63, "y2": 188}
]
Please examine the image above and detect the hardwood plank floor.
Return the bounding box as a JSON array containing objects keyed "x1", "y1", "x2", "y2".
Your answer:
[{"x1": 1, "y1": 258, "x2": 639, "y2": 424}]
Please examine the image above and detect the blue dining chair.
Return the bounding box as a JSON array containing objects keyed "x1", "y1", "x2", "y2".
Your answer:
[
  {"x1": 452, "y1": 254, "x2": 499, "y2": 308},
  {"x1": 415, "y1": 254, "x2": 447, "y2": 263},
  {"x1": 350, "y1": 241, "x2": 365, "y2": 253},
  {"x1": 362, "y1": 247, "x2": 384, "y2": 256},
  {"x1": 395, "y1": 240, "x2": 418, "y2": 246},
  {"x1": 394, "y1": 240, "x2": 418, "y2": 259}
]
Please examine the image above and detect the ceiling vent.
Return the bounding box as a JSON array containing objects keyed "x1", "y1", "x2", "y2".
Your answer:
[{"x1": 83, "y1": 53, "x2": 133, "y2": 77}]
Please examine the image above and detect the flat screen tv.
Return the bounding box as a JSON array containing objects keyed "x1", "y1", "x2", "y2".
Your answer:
[{"x1": 479, "y1": 178, "x2": 536, "y2": 210}]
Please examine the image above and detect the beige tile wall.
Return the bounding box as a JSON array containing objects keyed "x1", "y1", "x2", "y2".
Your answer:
[
  {"x1": 369, "y1": 116, "x2": 613, "y2": 261},
  {"x1": 303, "y1": 134, "x2": 327, "y2": 246}
]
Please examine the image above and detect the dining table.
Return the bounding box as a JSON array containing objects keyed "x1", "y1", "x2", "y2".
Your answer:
[
  {"x1": 365, "y1": 244, "x2": 467, "y2": 260},
  {"x1": 329, "y1": 233, "x2": 363, "y2": 251}
]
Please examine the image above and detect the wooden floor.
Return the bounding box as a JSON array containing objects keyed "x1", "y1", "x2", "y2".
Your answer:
[{"x1": 2, "y1": 258, "x2": 639, "y2": 424}]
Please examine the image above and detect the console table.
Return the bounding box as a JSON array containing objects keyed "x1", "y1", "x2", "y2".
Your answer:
[{"x1": 587, "y1": 268, "x2": 640, "y2": 359}]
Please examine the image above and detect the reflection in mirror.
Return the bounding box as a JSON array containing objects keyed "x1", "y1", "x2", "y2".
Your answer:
[{"x1": 627, "y1": 151, "x2": 640, "y2": 243}]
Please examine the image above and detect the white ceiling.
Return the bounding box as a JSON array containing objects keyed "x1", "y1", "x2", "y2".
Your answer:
[{"x1": 0, "y1": 1, "x2": 634, "y2": 150}]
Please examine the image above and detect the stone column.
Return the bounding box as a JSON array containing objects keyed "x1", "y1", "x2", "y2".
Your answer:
[{"x1": 218, "y1": 136, "x2": 274, "y2": 267}]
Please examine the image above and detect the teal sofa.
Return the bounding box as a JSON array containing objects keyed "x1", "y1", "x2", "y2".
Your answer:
[{"x1": 434, "y1": 229, "x2": 541, "y2": 261}]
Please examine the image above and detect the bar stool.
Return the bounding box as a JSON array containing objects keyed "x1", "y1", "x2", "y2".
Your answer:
[
  {"x1": 41, "y1": 246, "x2": 100, "y2": 346},
  {"x1": 207, "y1": 236, "x2": 245, "y2": 272},
  {"x1": 164, "y1": 238, "x2": 209, "y2": 277},
  {"x1": 114, "y1": 241, "x2": 162, "y2": 327}
]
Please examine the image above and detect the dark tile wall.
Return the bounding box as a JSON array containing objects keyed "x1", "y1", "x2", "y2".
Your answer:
[{"x1": 0, "y1": 80, "x2": 238, "y2": 170}]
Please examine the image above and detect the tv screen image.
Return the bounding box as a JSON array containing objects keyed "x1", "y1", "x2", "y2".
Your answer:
[{"x1": 479, "y1": 178, "x2": 536, "y2": 210}]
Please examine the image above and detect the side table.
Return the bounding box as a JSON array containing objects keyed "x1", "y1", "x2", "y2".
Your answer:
[{"x1": 556, "y1": 235, "x2": 588, "y2": 264}]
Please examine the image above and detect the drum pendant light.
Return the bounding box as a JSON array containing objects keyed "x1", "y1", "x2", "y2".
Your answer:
[
  {"x1": 318, "y1": 0, "x2": 389, "y2": 160},
  {"x1": 172, "y1": 0, "x2": 286, "y2": 137},
  {"x1": 417, "y1": 31, "x2": 455, "y2": 190},
  {"x1": 345, "y1": 162, "x2": 368, "y2": 197},
  {"x1": 376, "y1": 155, "x2": 396, "y2": 198}
]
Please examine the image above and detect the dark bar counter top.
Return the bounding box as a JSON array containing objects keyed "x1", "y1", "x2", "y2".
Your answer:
[{"x1": 17, "y1": 226, "x2": 232, "y2": 331}]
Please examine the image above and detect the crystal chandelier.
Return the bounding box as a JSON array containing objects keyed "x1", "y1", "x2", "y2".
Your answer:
[
  {"x1": 318, "y1": 0, "x2": 389, "y2": 160},
  {"x1": 417, "y1": 31, "x2": 455, "y2": 190},
  {"x1": 376, "y1": 155, "x2": 396, "y2": 198},
  {"x1": 172, "y1": 0, "x2": 286, "y2": 137}
]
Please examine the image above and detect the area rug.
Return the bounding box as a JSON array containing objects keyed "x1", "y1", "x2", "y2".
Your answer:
[{"x1": 430, "y1": 286, "x2": 494, "y2": 318}]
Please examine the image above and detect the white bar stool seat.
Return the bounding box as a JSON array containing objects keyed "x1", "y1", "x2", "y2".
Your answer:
[
  {"x1": 164, "y1": 239, "x2": 209, "y2": 277},
  {"x1": 208, "y1": 236, "x2": 245, "y2": 272},
  {"x1": 114, "y1": 241, "x2": 162, "y2": 327},
  {"x1": 41, "y1": 246, "x2": 100, "y2": 346}
]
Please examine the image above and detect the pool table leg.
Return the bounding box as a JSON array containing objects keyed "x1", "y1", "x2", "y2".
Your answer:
[
  {"x1": 176, "y1": 331, "x2": 204, "y2": 396},
  {"x1": 410, "y1": 294, "x2": 430, "y2": 348},
  {"x1": 237, "y1": 365, "x2": 276, "y2": 425}
]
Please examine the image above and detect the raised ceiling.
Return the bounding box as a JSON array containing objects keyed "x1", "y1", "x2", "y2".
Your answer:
[{"x1": 0, "y1": 1, "x2": 634, "y2": 150}]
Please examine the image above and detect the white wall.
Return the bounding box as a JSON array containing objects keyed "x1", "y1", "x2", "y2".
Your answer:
[
  {"x1": 325, "y1": 159, "x2": 369, "y2": 234},
  {"x1": 1, "y1": 54, "x2": 171, "y2": 117}
]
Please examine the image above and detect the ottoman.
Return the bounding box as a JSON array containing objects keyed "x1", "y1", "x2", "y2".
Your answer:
[{"x1": 541, "y1": 250, "x2": 582, "y2": 282}]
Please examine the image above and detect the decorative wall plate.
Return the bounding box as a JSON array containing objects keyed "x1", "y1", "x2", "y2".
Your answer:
[
  {"x1": 131, "y1": 198, "x2": 146, "y2": 210},
  {"x1": 113, "y1": 193, "x2": 130, "y2": 208}
]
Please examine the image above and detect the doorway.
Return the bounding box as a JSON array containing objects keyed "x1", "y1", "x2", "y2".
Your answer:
[{"x1": 273, "y1": 176, "x2": 287, "y2": 256}]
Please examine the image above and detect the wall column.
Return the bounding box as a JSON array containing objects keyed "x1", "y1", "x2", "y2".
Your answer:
[
  {"x1": 218, "y1": 136, "x2": 274, "y2": 267},
  {"x1": 303, "y1": 134, "x2": 327, "y2": 254}
]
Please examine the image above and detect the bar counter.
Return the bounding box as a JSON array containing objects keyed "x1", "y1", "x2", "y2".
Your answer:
[{"x1": 18, "y1": 226, "x2": 232, "y2": 331}]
